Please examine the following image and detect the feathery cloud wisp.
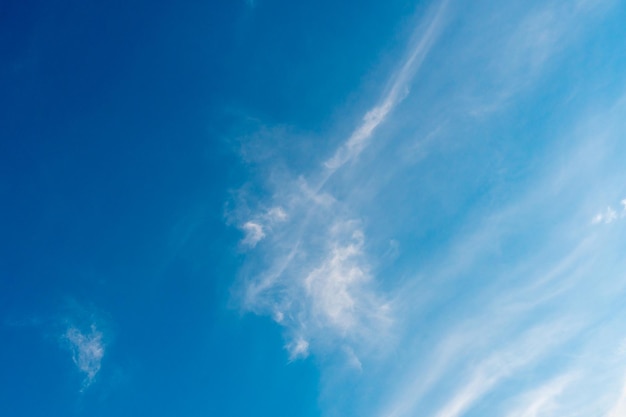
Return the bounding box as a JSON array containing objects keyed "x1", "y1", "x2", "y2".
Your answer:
[
  {"x1": 63, "y1": 323, "x2": 105, "y2": 390},
  {"x1": 592, "y1": 199, "x2": 626, "y2": 224},
  {"x1": 233, "y1": 0, "x2": 449, "y2": 360},
  {"x1": 322, "y1": 0, "x2": 449, "y2": 175}
]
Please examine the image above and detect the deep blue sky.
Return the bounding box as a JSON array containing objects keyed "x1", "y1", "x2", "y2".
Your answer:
[
  {"x1": 1, "y1": 0, "x2": 417, "y2": 415},
  {"x1": 3, "y1": 1, "x2": 626, "y2": 416}
]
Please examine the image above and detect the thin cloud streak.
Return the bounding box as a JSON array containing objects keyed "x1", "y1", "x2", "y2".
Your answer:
[
  {"x1": 377, "y1": 90, "x2": 626, "y2": 416},
  {"x1": 322, "y1": 0, "x2": 449, "y2": 177},
  {"x1": 503, "y1": 373, "x2": 575, "y2": 417},
  {"x1": 606, "y1": 373, "x2": 626, "y2": 417},
  {"x1": 432, "y1": 321, "x2": 579, "y2": 417}
]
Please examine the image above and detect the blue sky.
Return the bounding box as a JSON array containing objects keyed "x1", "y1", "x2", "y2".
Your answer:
[{"x1": 2, "y1": 0, "x2": 626, "y2": 416}]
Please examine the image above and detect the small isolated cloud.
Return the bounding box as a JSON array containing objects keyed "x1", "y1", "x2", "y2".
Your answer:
[
  {"x1": 592, "y1": 206, "x2": 618, "y2": 224},
  {"x1": 63, "y1": 323, "x2": 105, "y2": 390},
  {"x1": 592, "y1": 199, "x2": 626, "y2": 225}
]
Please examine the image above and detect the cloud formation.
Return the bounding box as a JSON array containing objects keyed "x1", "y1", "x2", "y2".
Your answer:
[
  {"x1": 592, "y1": 199, "x2": 626, "y2": 224},
  {"x1": 241, "y1": 221, "x2": 265, "y2": 247},
  {"x1": 230, "y1": 0, "x2": 626, "y2": 416},
  {"x1": 233, "y1": 0, "x2": 450, "y2": 360},
  {"x1": 63, "y1": 323, "x2": 105, "y2": 390},
  {"x1": 323, "y1": 0, "x2": 449, "y2": 174}
]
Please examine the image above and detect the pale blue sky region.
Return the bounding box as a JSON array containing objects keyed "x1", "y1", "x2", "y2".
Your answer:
[{"x1": 2, "y1": 0, "x2": 626, "y2": 416}]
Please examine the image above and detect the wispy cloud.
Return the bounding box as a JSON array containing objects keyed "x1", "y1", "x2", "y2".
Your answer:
[
  {"x1": 376, "y1": 92, "x2": 626, "y2": 416},
  {"x1": 230, "y1": 0, "x2": 626, "y2": 415},
  {"x1": 432, "y1": 320, "x2": 579, "y2": 417},
  {"x1": 232, "y1": 0, "x2": 450, "y2": 360},
  {"x1": 286, "y1": 337, "x2": 310, "y2": 361},
  {"x1": 503, "y1": 373, "x2": 575, "y2": 417},
  {"x1": 63, "y1": 323, "x2": 106, "y2": 391},
  {"x1": 323, "y1": 0, "x2": 449, "y2": 174},
  {"x1": 6, "y1": 303, "x2": 110, "y2": 392},
  {"x1": 241, "y1": 221, "x2": 265, "y2": 247},
  {"x1": 606, "y1": 372, "x2": 626, "y2": 417},
  {"x1": 592, "y1": 199, "x2": 626, "y2": 224}
]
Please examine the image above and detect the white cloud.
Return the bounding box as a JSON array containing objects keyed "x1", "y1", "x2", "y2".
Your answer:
[
  {"x1": 63, "y1": 324, "x2": 105, "y2": 390},
  {"x1": 604, "y1": 367, "x2": 626, "y2": 417},
  {"x1": 287, "y1": 337, "x2": 310, "y2": 361},
  {"x1": 431, "y1": 320, "x2": 578, "y2": 417},
  {"x1": 267, "y1": 206, "x2": 287, "y2": 222},
  {"x1": 322, "y1": 0, "x2": 449, "y2": 174},
  {"x1": 592, "y1": 206, "x2": 617, "y2": 224},
  {"x1": 241, "y1": 221, "x2": 265, "y2": 247},
  {"x1": 591, "y1": 200, "x2": 626, "y2": 224},
  {"x1": 233, "y1": 0, "x2": 449, "y2": 359},
  {"x1": 304, "y1": 228, "x2": 371, "y2": 332},
  {"x1": 503, "y1": 374, "x2": 575, "y2": 417},
  {"x1": 239, "y1": 207, "x2": 288, "y2": 247},
  {"x1": 606, "y1": 376, "x2": 626, "y2": 417},
  {"x1": 241, "y1": 218, "x2": 391, "y2": 359}
]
